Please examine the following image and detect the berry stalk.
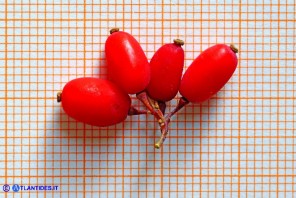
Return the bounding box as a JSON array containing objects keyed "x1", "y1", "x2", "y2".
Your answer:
[
  {"x1": 154, "y1": 97, "x2": 189, "y2": 148},
  {"x1": 136, "y1": 91, "x2": 166, "y2": 125},
  {"x1": 136, "y1": 91, "x2": 168, "y2": 147},
  {"x1": 128, "y1": 106, "x2": 149, "y2": 115},
  {"x1": 165, "y1": 97, "x2": 189, "y2": 121},
  {"x1": 158, "y1": 101, "x2": 166, "y2": 115}
]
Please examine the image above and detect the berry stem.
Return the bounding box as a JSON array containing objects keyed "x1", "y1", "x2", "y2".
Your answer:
[
  {"x1": 154, "y1": 97, "x2": 189, "y2": 149},
  {"x1": 136, "y1": 92, "x2": 166, "y2": 124},
  {"x1": 136, "y1": 92, "x2": 168, "y2": 148},
  {"x1": 158, "y1": 101, "x2": 166, "y2": 115},
  {"x1": 166, "y1": 97, "x2": 189, "y2": 121},
  {"x1": 155, "y1": 124, "x2": 168, "y2": 149},
  {"x1": 128, "y1": 106, "x2": 149, "y2": 116}
]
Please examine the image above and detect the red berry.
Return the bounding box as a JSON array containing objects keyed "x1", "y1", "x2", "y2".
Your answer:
[
  {"x1": 146, "y1": 39, "x2": 185, "y2": 102},
  {"x1": 59, "y1": 77, "x2": 131, "y2": 127},
  {"x1": 179, "y1": 44, "x2": 238, "y2": 103},
  {"x1": 105, "y1": 28, "x2": 150, "y2": 94}
]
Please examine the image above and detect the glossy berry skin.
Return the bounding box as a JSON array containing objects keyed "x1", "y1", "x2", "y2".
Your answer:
[
  {"x1": 179, "y1": 44, "x2": 238, "y2": 103},
  {"x1": 146, "y1": 40, "x2": 184, "y2": 102},
  {"x1": 105, "y1": 29, "x2": 150, "y2": 94},
  {"x1": 61, "y1": 77, "x2": 131, "y2": 127}
]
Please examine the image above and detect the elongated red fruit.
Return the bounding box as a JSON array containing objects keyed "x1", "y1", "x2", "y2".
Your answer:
[
  {"x1": 179, "y1": 44, "x2": 238, "y2": 103},
  {"x1": 146, "y1": 39, "x2": 185, "y2": 102},
  {"x1": 105, "y1": 28, "x2": 150, "y2": 94},
  {"x1": 58, "y1": 77, "x2": 131, "y2": 127}
]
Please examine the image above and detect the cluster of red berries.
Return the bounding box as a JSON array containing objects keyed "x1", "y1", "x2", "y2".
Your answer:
[{"x1": 57, "y1": 28, "x2": 238, "y2": 149}]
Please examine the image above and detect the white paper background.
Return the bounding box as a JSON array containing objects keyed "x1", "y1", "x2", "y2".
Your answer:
[{"x1": 0, "y1": 1, "x2": 295, "y2": 198}]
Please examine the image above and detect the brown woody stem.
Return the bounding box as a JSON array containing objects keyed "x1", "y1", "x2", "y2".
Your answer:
[{"x1": 154, "y1": 97, "x2": 189, "y2": 149}]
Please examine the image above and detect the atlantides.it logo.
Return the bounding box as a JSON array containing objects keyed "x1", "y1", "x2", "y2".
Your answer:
[{"x1": 2, "y1": 184, "x2": 59, "y2": 192}]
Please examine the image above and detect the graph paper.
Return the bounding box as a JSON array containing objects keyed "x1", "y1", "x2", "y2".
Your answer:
[{"x1": 0, "y1": 0, "x2": 295, "y2": 197}]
